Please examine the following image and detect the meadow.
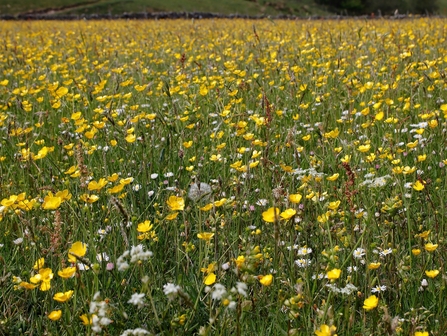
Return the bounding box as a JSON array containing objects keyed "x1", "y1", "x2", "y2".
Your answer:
[{"x1": 0, "y1": 18, "x2": 446, "y2": 335}]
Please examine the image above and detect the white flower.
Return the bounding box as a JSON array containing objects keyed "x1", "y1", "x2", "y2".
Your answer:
[
  {"x1": 295, "y1": 258, "x2": 311, "y2": 268},
  {"x1": 13, "y1": 237, "x2": 23, "y2": 245},
  {"x1": 256, "y1": 199, "x2": 268, "y2": 206},
  {"x1": 121, "y1": 328, "x2": 151, "y2": 336},
  {"x1": 353, "y1": 248, "x2": 365, "y2": 259},
  {"x1": 221, "y1": 262, "x2": 230, "y2": 271},
  {"x1": 371, "y1": 285, "x2": 387, "y2": 293},
  {"x1": 129, "y1": 245, "x2": 153, "y2": 263},
  {"x1": 150, "y1": 173, "x2": 158, "y2": 179},
  {"x1": 163, "y1": 283, "x2": 181, "y2": 301},
  {"x1": 128, "y1": 293, "x2": 146, "y2": 308},
  {"x1": 297, "y1": 247, "x2": 312, "y2": 256},
  {"x1": 211, "y1": 283, "x2": 227, "y2": 300},
  {"x1": 380, "y1": 248, "x2": 393, "y2": 257},
  {"x1": 164, "y1": 172, "x2": 174, "y2": 178},
  {"x1": 236, "y1": 282, "x2": 248, "y2": 297},
  {"x1": 96, "y1": 252, "x2": 110, "y2": 262},
  {"x1": 228, "y1": 301, "x2": 237, "y2": 309}
]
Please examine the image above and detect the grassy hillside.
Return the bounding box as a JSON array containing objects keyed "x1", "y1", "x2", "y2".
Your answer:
[{"x1": 0, "y1": 0, "x2": 330, "y2": 17}]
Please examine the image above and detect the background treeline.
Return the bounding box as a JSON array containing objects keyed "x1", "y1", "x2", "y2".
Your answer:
[{"x1": 314, "y1": 0, "x2": 439, "y2": 15}]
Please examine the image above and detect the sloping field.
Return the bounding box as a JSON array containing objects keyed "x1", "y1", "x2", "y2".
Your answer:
[{"x1": 1, "y1": 18, "x2": 447, "y2": 335}]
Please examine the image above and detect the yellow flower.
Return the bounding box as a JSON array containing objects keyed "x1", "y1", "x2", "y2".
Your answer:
[
  {"x1": 79, "y1": 194, "x2": 99, "y2": 203},
  {"x1": 68, "y1": 241, "x2": 87, "y2": 263},
  {"x1": 53, "y1": 290, "x2": 74, "y2": 303},
  {"x1": 137, "y1": 220, "x2": 153, "y2": 233},
  {"x1": 165, "y1": 212, "x2": 179, "y2": 220},
  {"x1": 19, "y1": 281, "x2": 38, "y2": 290},
  {"x1": 327, "y1": 200, "x2": 341, "y2": 210},
  {"x1": 200, "y1": 203, "x2": 214, "y2": 211},
  {"x1": 368, "y1": 262, "x2": 381, "y2": 270},
  {"x1": 280, "y1": 208, "x2": 296, "y2": 220},
  {"x1": 424, "y1": 243, "x2": 438, "y2": 252},
  {"x1": 326, "y1": 268, "x2": 341, "y2": 280},
  {"x1": 30, "y1": 268, "x2": 53, "y2": 291},
  {"x1": 363, "y1": 295, "x2": 379, "y2": 311},
  {"x1": 33, "y1": 258, "x2": 45, "y2": 270},
  {"x1": 88, "y1": 178, "x2": 108, "y2": 191},
  {"x1": 167, "y1": 196, "x2": 184, "y2": 211},
  {"x1": 204, "y1": 272, "x2": 216, "y2": 285},
  {"x1": 80, "y1": 314, "x2": 93, "y2": 325},
  {"x1": 234, "y1": 255, "x2": 245, "y2": 269},
  {"x1": 414, "y1": 332, "x2": 429, "y2": 336},
  {"x1": 288, "y1": 194, "x2": 302, "y2": 204},
  {"x1": 213, "y1": 198, "x2": 227, "y2": 207},
  {"x1": 262, "y1": 207, "x2": 280, "y2": 223},
  {"x1": 425, "y1": 270, "x2": 439, "y2": 278},
  {"x1": 358, "y1": 144, "x2": 371, "y2": 152},
  {"x1": 315, "y1": 324, "x2": 337, "y2": 336},
  {"x1": 411, "y1": 249, "x2": 421, "y2": 256},
  {"x1": 197, "y1": 232, "x2": 214, "y2": 242},
  {"x1": 48, "y1": 310, "x2": 62, "y2": 321},
  {"x1": 58, "y1": 267, "x2": 76, "y2": 279},
  {"x1": 326, "y1": 173, "x2": 339, "y2": 181},
  {"x1": 258, "y1": 274, "x2": 273, "y2": 286},
  {"x1": 42, "y1": 195, "x2": 62, "y2": 210},
  {"x1": 413, "y1": 180, "x2": 425, "y2": 191}
]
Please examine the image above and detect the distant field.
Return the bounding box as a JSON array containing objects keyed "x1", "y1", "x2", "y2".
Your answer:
[{"x1": 0, "y1": 0, "x2": 329, "y2": 16}]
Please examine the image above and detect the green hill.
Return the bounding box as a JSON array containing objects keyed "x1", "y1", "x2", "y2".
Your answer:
[{"x1": 0, "y1": 0, "x2": 330, "y2": 17}]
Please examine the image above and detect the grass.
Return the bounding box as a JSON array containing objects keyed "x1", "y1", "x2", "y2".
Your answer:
[{"x1": 0, "y1": 18, "x2": 447, "y2": 336}]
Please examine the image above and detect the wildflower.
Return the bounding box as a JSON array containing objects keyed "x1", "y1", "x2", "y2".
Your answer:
[
  {"x1": 288, "y1": 194, "x2": 303, "y2": 203},
  {"x1": 353, "y1": 248, "x2": 365, "y2": 259},
  {"x1": 424, "y1": 243, "x2": 438, "y2": 252},
  {"x1": 363, "y1": 295, "x2": 379, "y2": 311},
  {"x1": 414, "y1": 332, "x2": 429, "y2": 336},
  {"x1": 211, "y1": 283, "x2": 227, "y2": 300},
  {"x1": 163, "y1": 283, "x2": 181, "y2": 301},
  {"x1": 30, "y1": 268, "x2": 53, "y2": 291},
  {"x1": 121, "y1": 328, "x2": 151, "y2": 335},
  {"x1": 80, "y1": 314, "x2": 93, "y2": 325},
  {"x1": 371, "y1": 285, "x2": 387, "y2": 293},
  {"x1": 167, "y1": 196, "x2": 184, "y2": 211},
  {"x1": 326, "y1": 269, "x2": 341, "y2": 281},
  {"x1": 295, "y1": 259, "x2": 312, "y2": 268},
  {"x1": 42, "y1": 195, "x2": 62, "y2": 210},
  {"x1": 53, "y1": 290, "x2": 74, "y2": 303},
  {"x1": 235, "y1": 282, "x2": 248, "y2": 297},
  {"x1": 315, "y1": 324, "x2": 337, "y2": 336},
  {"x1": 33, "y1": 258, "x2": 45, "y2": 270},
  {"x1": 204, "y1": 273, "x2": 216, "y2": 285},
  {"x1": 297, "y1": 247, "x2": 312, "y2": 256},
  {"x1": 280, "y1": 208, "x2": 296, "y2": 220},
  {"x1": 412, "y1": 249, "x2": 421, "y2": 256},
  {"x1": 127, "y1": 293, "x2": 145, "y2": 308},
  {"x1": 68, "y1": 241, "x2": 87, "y2": 263},
  {"x1": 368, "y1": 262, "x2": 381, "y2": 270},
  {"x1": 262, "y1": 207, "x2": 280, "y2": 223},
  {"x1": 48, "y1": 310, "x2": 62, "y2": 321},
  {"x1": 326, "y1": 173, "x2": 339, "y2": 181},
  {"x1": 197, "y1": 232, "x2": 214, "y2": 242},
  {"x1": 413, "y1": 180, "x2": 425, "y2": 191},
  {"x1": 258, "y1": 274, "x2": 273, "y2": 286},
  {"x1": 137, "y1": 220, "x2": 153, "y2": 233},
  {"x1": 425, "y1": 270, "x2": 439, "y2": 278}
]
